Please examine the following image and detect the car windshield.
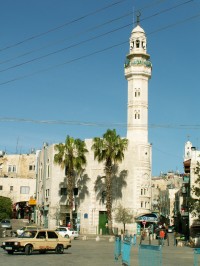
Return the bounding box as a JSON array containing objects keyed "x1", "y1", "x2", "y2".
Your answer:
[{"x1": 18, "y1": 231, "x2": 37, "y2": 238}]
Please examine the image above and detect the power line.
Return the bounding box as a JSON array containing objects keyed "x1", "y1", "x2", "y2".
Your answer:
[
  {"x1": 1, "y1": 117, "x2": 200, "y2": 130},
  {"x1": 0, "y1": 0, "x2": 166, "y2": 55},
  {"x1": 0, "y1": 0, "x2": 168, "y2": 66},
  {"x1": 0, "y1": 0, "x2": 127, "y2": 52},
  {"x1": 0, "y1": 0, "x2": 194, "y2": 76},
  {"x1": 0, "y1": 11, "x2": 132, "y2": 66},
  {"x1": 0, "y1": 9, "x2": 199, "y2": 86}
]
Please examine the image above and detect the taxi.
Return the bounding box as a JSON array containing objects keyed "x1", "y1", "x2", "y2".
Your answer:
[{"x1": 1, "y1": 229, "x2": 71, "y2": 255}]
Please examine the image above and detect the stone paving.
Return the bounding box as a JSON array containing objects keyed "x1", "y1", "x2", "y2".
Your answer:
[{"x1": 0, "y1": 233, "x2": 197, "y2": 266}]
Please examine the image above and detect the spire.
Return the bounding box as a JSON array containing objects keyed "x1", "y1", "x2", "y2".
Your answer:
[{"x1": 136, "y1": 11, "x2": 141, "y2": 25}]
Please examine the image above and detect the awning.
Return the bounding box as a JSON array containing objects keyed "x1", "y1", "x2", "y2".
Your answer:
[{"x1": 135, "y1": 213, "x2": 158, "y2": 222}]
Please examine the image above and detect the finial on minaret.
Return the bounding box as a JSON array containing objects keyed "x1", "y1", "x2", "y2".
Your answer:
[{"x1": 136, "y1": 11, "x2": 141, "y2": 25}]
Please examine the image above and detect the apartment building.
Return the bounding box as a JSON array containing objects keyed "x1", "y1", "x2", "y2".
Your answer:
[{"x1": 0, "y1": 151, "x2": 38, "y2": 220}]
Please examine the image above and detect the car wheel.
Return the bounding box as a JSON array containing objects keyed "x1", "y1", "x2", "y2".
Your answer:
[
  {"x1": 7, "y1": 251, "x2": 14, "y2": 255},
  {"x1": 25, "y1": 244, "x2": 33, "y2": 255},
  {"x1": 56, "y1": 244, "x2": 64, "y2": 254},
  {"x1": 65, "y1": 234, "x2": 69, "y2": 238}
]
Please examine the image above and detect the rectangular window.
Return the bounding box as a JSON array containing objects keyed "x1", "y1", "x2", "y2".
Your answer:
[
  {"x1": 45, "y1": 189, "x2": 50, "y2": 197},
  {"x1": 47, "y1": 165, "x2": 50, "y2": 178},
  {"x1": 10, "y1": 186, "x2": 13, "y2": 192},
  {"x1": 0, "y1": 185, "x2": 3, "y2": 190},
  {"x1": 60, "y1": 188, "x2": 67, "y2": 196},
  {"x1": 20, "y1": 186, "x2": 30, "y2": 194},
  {"x1": 8, "y1": 165, "x2": 16, "y2": 172},
  {"x1": 29, "y1": 165, "x2": 35, "y2": 171}
]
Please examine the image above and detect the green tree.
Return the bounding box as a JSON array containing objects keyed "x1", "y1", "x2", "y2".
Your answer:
[
  {"x1": 114, "y1": 204, "x2": 133, "y2": 233},
  {"x1": 54, "y1": 136, "x2": 88, "y2": 228},
  {"x1": 189, "y1": 161, "x2": 200, "y2": 219},
  {"x1": 92, "y1": 129, "x2": 128, "y2": 234},
  {"x1": 0, "y1": 196, "x2": 12, "y2": 220}
]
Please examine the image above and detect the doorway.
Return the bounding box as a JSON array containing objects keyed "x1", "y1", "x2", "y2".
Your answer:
[{"x1": 99, "y1": 211, "x2": 108, "y2": 235}]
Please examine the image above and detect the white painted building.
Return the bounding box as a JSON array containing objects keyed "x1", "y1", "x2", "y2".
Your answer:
[
  {"x1": 184, "y1": 141, "x2": 200, "y2": 227},
  {"x1": 0, "y1": 177, "x2": 36, "y2": 204},
  {"x1": 36, "y1": 21, "x2": 152, "y2": 234}
]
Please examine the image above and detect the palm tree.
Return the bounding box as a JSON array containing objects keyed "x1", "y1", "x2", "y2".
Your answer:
[
  {"x1": 92, "y1": 129, "x2": 128, "y2": 234},
  {"x1": 54, "y1": 136, "x2": 88, "y2": 228}
]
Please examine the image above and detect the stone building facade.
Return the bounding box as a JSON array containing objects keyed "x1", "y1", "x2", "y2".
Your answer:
[{"x1": 0, "y1": 152, "x2": 37, "y2": 219}]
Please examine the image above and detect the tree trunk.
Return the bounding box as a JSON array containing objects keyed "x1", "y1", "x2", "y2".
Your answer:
[
  {"x1": 106, "y1": 167, "x2": 113, "y2": 235},
  {"x1": 68, "y1": 174, "x2": 74, "y2": 228}
]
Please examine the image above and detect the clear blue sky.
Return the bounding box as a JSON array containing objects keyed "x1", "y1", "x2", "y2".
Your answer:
[{"x1": 0, "y1": 0, "x2": 200, "y2": 176}]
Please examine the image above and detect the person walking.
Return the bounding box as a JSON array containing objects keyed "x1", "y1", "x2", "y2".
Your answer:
[
  {"x1": 133, "y1": 234, "x2": 137, "y2": 246},
  {"x1": 159, "y1": 229, "x2": 165, "y2": 246},
  {"x1": 174, "y1": 231, "x2": 177, "y2": 246}
]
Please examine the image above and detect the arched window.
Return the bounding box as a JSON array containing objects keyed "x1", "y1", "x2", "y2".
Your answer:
[
  {"x1": 135, "y1": 88, "x2": 141, "y2": 97},
  {"x1": 142, "y1": 41, "x2": 146, "y2": 49},
  {"x1": 136, "y1": 39, "x2": 140, "y2": 48},
  {"x1": 135, "y1": 90, "x2": 137, "y2": 97},
  {"x1": 134, "y1": 110, "x2": 140, "y2": 119}
]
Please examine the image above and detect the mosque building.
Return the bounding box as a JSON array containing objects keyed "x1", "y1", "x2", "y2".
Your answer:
[{"x1": 36, "y1": 19, "x2": 153, "y2": 234}]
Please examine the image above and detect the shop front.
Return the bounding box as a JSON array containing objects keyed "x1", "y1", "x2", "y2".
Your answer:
[{"x1": 135, "y1": 213, "x2": 159, "y2": 235}]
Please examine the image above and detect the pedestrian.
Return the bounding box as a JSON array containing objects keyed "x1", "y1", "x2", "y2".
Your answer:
[
  {"x1": 140, "y1": 230, "x2": 146, "y2": 244},
  {"x1": 105, "y1": 222, "x2": 108, "y2": 235},
  {"x1": 174, "y1": 231, "x2": 177, "y2": 246},
  {"x1": 133, "y1": 234, "x2": 137, "y2": 246},
  {"x1": 67, "y1": 221, "x2": 71, "y2": 229},
  {"x1": 159, "y1": 229, "x2": 165, "y2": 246}
]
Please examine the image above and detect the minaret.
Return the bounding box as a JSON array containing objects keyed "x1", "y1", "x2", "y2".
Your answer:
[
  {"x1": 124, "y1": 15, "x2": 152, "y2": 142},
  {"x1": 124, "y1": 16, "x2": 152, "y2": 216}
]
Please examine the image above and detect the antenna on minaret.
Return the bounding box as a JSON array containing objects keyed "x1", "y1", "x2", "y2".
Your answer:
[
  {"x1": 136, "y1": 11, "x2": 141, "y2": 25},
  {"x1": 132, "y1": 6, "x2": 135, "y2": 26}
]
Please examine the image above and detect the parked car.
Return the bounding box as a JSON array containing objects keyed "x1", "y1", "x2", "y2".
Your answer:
[
  {"x1": 55, "y1": 227, "x2": 79, "y2": 239},
  {"x1": 167, "y1": 225, "x2": 174, "y2": 233},
  {"x1": 16, "y1": 225, "x2": 41, "y2": 236},
  {"x1": 0, "y1": 219, "x2": 12, "y2": 230},
  {"x1": 1, "y1": 229, "x2": 71, "y2": 255}
]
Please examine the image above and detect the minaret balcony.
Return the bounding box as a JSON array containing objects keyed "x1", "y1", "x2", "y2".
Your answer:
[
  {"x1": 125, "y1": 66, "x2": 151, "y2": 78},
  {"x1": 124, "y1": 58, "x2": 152, "y2": 68}
]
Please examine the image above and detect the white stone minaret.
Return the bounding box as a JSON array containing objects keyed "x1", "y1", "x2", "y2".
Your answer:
[
  {"x1": 125, "y1": 19, "x2": 152, "y2": 141},
  {"x1": 124, "y1": 18, "x2": 152, "y2": 216}
]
